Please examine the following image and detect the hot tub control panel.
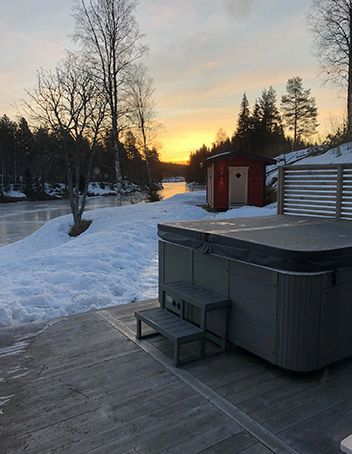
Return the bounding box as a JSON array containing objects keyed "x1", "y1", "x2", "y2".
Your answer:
[{"x1": 165, "y1": 294, "x2": 182, "y2": 317}]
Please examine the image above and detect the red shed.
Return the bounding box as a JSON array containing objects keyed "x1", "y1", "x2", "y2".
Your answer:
[{"x1": 205, "y1": 151, "x2": 275, "y2": 211}]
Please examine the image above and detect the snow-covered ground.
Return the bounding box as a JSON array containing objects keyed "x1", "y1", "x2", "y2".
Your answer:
[
  {"x1": 290, "y1": 142, "x2": 352, "y2": 165},
  {"x1": 1, "y1": 181, "x2": 143, "y2": 202},
  {"x1": 162, "y1": 176, "x2": 185, "y2": 183},
  {"x1": 267, "y1": 142, "x2": 352, "y2": 186},
  {"x1": 88, "y1": 181, "x2": 143, "y2": 196},
  {"x1": 1, "y1": 185, "x2": 26, "y2": 200},
  {"x1": 0, "y1": 192, "x2": 275, "y2": 327},
  {"x1": 2, "y1": 142, "x2": 352, "y2": 328},
  {"x1": 4, "y1": 189, "x2": 26, "y2": 200}
]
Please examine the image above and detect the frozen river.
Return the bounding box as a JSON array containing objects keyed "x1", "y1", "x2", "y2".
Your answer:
[{"x1": 0, "y1": 182, "x2": 191, "y2": 246}]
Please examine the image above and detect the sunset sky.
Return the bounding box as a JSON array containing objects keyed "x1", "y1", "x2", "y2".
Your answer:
[{"x1": 0, "y1": 0, "x2": 348, "y2": 162}]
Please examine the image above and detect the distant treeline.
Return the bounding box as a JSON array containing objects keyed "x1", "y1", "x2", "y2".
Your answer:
[
  {"x1": 160, "y1": 162, "x2": 187, "y2": 179},
  {"x1": 0, "y1": 115, "x2": 166, "y2": 198}
]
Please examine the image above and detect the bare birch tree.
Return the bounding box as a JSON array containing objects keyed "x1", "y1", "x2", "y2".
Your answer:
[
  {"x1": 309, "y1": 0, "x2": 352, "y2": 137},
  {"x1": 126, "y1": 64, "x2": 161, "y2": 200},
  {"x1": 73, "y1": 0, "x2": 145, "y2": 204},
  {"x1": 26, "y1": 54, "x2": 107, "y2": 235}
]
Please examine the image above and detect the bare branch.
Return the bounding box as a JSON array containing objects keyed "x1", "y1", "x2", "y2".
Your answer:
[
  {"x1": 124, "y1": 64, "x2": 162, "y2": 193},
  {"x1": 73, "y1": 0, "x2": 146, "y2": 203},
  {"x1": 25, "y1": 54, "x2": 108, "y2": 229},
  {"x1": 309, "y1": 0, "x2": 352, "y2": 135}
]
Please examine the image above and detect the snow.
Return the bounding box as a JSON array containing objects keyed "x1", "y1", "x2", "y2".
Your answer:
[
  {"x1": 44, "y1": 183, "x2": 66, "y2": 198},
  {"x1": 5, "y1": 190, "x2": 26, "y2": 199},
  {"x1": 162, "y1": 177, "x2": 185, "y2": 183},
  {"x1": 291, "y1": 142, "x2": 352, "y2": 165},
  {"x1": 0, "y1": 192, "x2": 275, "y2": 327},
  {"x1": 276, "y1": 148, "x2": 314, "y2": 166},
  {"x1": 2, "y1": 185, "x2": 26, "y2": 199},
  {"x1": 2, "y1": 142, "x2": 351, "y2": 328},
  {"x1": 267, "y1": 142, "x2": 352, "y2": 186},
  {"x1": 2, "y1": 181, "x2": 143, "y2": 202},
  {"x1": 88, "y1": 182, "x2": 115, "y2": 196},
  {"x1": 341, "y1": 434, "x2": 352, "y2": 454},
  {"x1": 206, "y1": 151, "x2": 231, "y2": 159},
  {"x1": 88, "y1": 181, "x2": 143, "y2": 196}
]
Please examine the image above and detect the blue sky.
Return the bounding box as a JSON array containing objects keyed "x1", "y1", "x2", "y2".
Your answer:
[{"x1": 0, "y1": 0, "x2": 347, "y2": 161}]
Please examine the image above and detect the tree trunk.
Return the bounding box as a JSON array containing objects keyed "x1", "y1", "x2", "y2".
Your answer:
[
  {"x1": 74, "y1": 150, "x2": 81, "y2": 226},
  {"x1": 0, "y1": 154, "x2": 3, "y2": 189},
  {"x1": 79, "y1": 148, "x2": 96, "y2": 219},
  {"x1": 112, "y1": 112, "x2": 122, "y2": 206},
  {"x1": 348, "y1": 8, "x2": 352, "y2": 140},
  {"x1": 144, "y1": 151, "x2": 153, "y2": 187},
  {"x1": 13, "y1": 139, "x2": 17, "y2": 185},
  {"x1": 66, "y1": 164, "x2": 80, "y2": 228},
  {"x1": 142, "y1": 129, "x2": 153, "y2": 188},
  {"x1": 114, "y1": 141, "x2": 123, "y2": 205},
  {"x1": 294, "y1": 108, "x2": 298, "y2": 150},
  {"x1": 348, "y1": 66, "x2": 352, "y2": 140}
]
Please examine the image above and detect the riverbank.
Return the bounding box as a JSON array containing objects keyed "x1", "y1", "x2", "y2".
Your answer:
[
  {"x1": 0, "y1": 181, "x2": 144, "y2": 203},
  {"x1": 0, "y1": 191, "x2": 275, "y2": 327},
  {"x1": 0, "y1": 182, "x2": 193, "y2": 247},
  {"x1": 0, "y1": 194, "x2": 146, "y2": 247}
]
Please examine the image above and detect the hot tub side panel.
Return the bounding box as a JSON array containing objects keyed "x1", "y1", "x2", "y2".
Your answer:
[
  {"x1": 159, "y1": 240, "x2": 279, "y2": 364},
  {"x1": 320, "y1": 267, "x2": 352, "y2": 366},
  {"x1": 228, "y1": 261, "x2": 278, "y2": 364},
  {"x1": 159, "y1": 241, "x2": 230, "y2": 336},
  {"x1": 158, "y1": 241, "x2": 193, "y2": 302},
  {"x1": 159, "y1": 240, "x2": 352, "y2": 372},
  {"x1": 276, "y1": 273, "x2": 328, "y2": 372},
  {"x1": 191, "y1": 250, "x2": 230, "y2": 337}
]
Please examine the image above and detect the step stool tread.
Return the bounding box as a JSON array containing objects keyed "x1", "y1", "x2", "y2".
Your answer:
[
  {"x1": 135, "y1": 308, "x2": 204, "y2": 342},
  {"x1": 161, "y1": 281, "x2": 231, "y2": 310}
]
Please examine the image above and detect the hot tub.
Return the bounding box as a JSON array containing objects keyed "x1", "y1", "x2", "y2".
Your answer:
[{"x1": 158, "y1": 215, "x2": 352, "y2": 372}]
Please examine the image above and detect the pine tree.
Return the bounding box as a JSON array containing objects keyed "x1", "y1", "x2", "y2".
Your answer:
[
  {"x1": 251, "y1": 87, "x2": 287, "y2": 156},
  {"x1": 233, "y1": 93, "x2": 251, "y2": 151},
  {"x1": 121, "y1": 130, "x2": 148, "y2": 187},
  {"x1": 16, "y1": 117, "x2": 35, "y2": 190},
  {"x1": 124, "y1": 130, "x2": 139, "y2": 160},
  {"x1": 281, "y1": 77, "x2": 318, "y2": 149},
  {"x1": 258, "y1": 86, "x2": 282, "y2": 134},
  {"x1": 0, "y1": 115, "x2": 17, "y2": 188},
  {"x1": 251, "y1": 100, "x2": 263, "y2": 143},
  {"x1": 187, "y1": 145, "x2": 210, "y2": 184}
]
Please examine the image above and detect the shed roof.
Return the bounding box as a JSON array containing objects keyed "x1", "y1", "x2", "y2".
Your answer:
[{"x1": 205, "y1": 150, "x2": 276, "y2": 165}]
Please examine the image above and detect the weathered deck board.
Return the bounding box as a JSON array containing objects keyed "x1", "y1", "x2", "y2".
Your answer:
[
  {"x1": 2, "y1": 299, "x2": 352, "y2": 453},
  {"x1": 107, "y1": 300, "x2": 352, "y2": 454},
  {"x1": 1, "y1": 303, "x2": 267, "y2": 454}
]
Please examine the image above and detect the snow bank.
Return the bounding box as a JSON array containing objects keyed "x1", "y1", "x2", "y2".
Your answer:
[
  {"x1": 2, "y1": 185, "x2": 26, "y2": 200},
  {"x1": 0, "y1": 192, "x2": 275, "y2": 327},
  {"x1": 267, "y1": 143, "x2": 352, "y2": 186},
  {"x1": 88, "y1": 181, "x2": 143, "y2": 196},
  {"x1": 6, "y1": 190, "x2": 26, "y2": 199},
  {"x1": 293, "y1": 142, "x2": 352, "y2": 165},
  {"x1": 162, "y1": 177, "x2": 185, "y2": 183},
  {"x1": 1, "y1": 181, "x2": 143, "y2": 202}
]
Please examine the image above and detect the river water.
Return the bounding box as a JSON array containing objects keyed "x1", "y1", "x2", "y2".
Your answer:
[{"x1": 0, "y1": 182, "x2": 191, "y2": 247}]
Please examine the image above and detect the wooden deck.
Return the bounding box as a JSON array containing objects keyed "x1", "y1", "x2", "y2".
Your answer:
[{"x1": 1, "y1": 300, "x2": 352, "y2": 453}]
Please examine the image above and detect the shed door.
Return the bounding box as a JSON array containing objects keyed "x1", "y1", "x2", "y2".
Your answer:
[
  {"x1": 229, "y1": 167, "x2": 248, "y2": 206},
  {"x1": 207, "y1": 164, "x2": 214, "y2": 207}
]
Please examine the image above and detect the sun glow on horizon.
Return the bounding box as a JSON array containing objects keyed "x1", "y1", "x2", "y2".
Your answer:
[
  {"x1": 158, "y1": 130, "x2": 218, "y2": 163},
  {"x1": 0, "y1": 0, "x2": 349, "y2": 165},
  {"x1": 158, "y1": 103, "x2": 346, "y2": 163}
]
